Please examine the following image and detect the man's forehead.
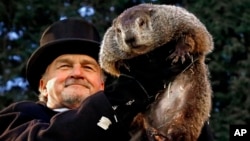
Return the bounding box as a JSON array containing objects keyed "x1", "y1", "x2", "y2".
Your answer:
[{"x1": 54, "y1": 54, "x2": 98, "y2": 63}]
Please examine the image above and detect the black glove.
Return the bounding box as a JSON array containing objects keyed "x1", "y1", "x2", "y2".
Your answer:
[{"x1": 104, "y1": 73, "x2": 163, "y2": 127}]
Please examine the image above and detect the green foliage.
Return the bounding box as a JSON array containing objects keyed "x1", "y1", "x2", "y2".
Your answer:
[{"x1": 0, "y1": 0, "x2": 249, "y2": 140}]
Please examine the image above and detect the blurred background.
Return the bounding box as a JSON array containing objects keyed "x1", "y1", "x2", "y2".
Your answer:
[{"x1": 0, "y1": 0, "x2": 249, "y2": 140}]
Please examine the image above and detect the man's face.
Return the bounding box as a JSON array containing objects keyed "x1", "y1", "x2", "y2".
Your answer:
[{"x1": 39, "y1": 54, "x2": 104, "y2": 109}]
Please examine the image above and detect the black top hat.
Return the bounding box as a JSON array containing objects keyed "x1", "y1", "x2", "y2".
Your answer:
[{"x1": 26, "y1": 18, "x2": 101, "y2": 94}]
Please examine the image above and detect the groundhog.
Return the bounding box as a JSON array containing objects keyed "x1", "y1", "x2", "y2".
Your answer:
[{"x1": 99, "y1": 3, "x2": 213, "y2": 141}]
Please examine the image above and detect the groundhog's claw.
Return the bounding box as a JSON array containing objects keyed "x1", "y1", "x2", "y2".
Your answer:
[{"x1": 168, "y1": 49, "x2": 190, "y2": 64}]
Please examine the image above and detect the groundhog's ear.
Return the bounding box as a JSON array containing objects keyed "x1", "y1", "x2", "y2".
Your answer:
[
  {"x1": 148, "y1": 8, "x2": 155, "y2": 16},
  {"x1": 112, "y1": 18, "x2": 117, "y2": 25}
]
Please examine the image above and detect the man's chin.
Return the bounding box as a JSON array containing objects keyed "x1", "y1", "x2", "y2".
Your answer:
[{"x1": 62, "y1": 92, "x2": 90, "y2": 109}]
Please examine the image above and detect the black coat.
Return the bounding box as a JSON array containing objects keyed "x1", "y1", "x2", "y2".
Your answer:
[
  {"x1": 0, "y1": 91, "x2": 214, "y2": 141},
  {"x1": 0, "y1": 91, "x2": 131, "y2": 141}
]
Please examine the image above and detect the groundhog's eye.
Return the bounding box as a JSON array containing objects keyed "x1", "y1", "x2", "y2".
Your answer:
[
  {"x1": 116, "y1": 28, "x2": 121, "y2": 33},
  {"x1": 138, "y1": 19, "x2": 145, "y2": 27}
]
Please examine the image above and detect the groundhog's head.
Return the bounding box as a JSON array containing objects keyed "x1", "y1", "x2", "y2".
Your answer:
[
  {"x1": 99, "y1": 3, "x2": 213, "y2": 77},
  {"x1": 99, "y1": 4, "x2": 171, "y2": 76}
]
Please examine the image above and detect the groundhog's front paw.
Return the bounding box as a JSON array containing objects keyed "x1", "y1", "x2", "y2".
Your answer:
[
  {"x1": 146, "y1": 127, "x2": 171, "y2": 141},
  {"x1": 168, "y1": 48, "x2": 191, "y2": 64},
  {"x1": 168, "y1": 35, "x2": 196, "y2": 64}
]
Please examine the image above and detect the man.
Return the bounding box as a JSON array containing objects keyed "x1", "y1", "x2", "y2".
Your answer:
[
  {"x1": 0, "y1": 18, "x2": 213, "y2": 141},
  {"x1": 0, "y1": 18, "x2": 164, "y2": 141}
]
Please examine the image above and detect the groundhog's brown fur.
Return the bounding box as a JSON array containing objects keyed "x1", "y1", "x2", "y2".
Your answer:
[{"x1": 99, "y1": 3, "x2": 213, "y2": 141}]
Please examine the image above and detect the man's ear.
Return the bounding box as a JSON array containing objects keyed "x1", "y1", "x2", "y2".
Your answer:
[{"x1": 39, "y1": 78, "x2": 48, "y2": 96}]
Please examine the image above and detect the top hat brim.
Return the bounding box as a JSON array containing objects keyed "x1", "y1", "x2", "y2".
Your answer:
[{"x1": 26, "y1": 38, "x2": 100, "y2": 94}]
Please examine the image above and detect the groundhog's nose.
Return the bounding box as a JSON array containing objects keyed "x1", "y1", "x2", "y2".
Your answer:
[
  {"x1": 125, "y1": 32, "x2": 136, "y2": 47},
  {"x1": 125, "y1": 36, "x2": 135, "y2": 45}
]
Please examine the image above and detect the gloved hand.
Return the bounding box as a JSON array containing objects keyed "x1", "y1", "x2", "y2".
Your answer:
[{"x1": 104, "y1": 72, "x2": 165, "y2": 128}]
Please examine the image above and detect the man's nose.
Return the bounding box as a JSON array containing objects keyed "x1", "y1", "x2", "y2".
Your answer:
[{"x1": 70, "y1": 65, "x2": 84, "y2": 77}]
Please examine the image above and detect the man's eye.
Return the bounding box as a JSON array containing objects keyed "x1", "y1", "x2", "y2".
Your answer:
[
  {"x1": 59, "y1": 64, "x2": 71, "y2": 68},
  {"x1": 83, "y1": 65, "x2": 95, "y2": 70},
  {"x1": 84, "y1": 66, "x2": 93, "y2": 69}
]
